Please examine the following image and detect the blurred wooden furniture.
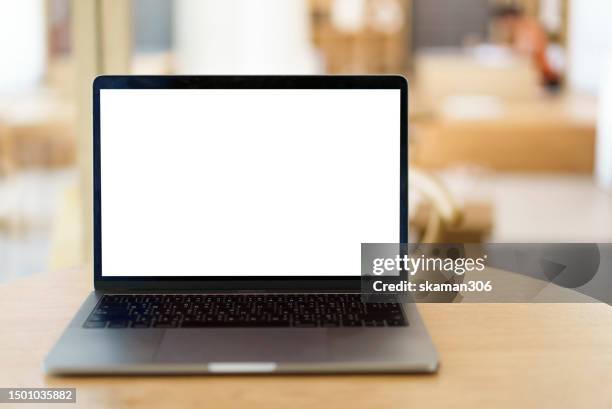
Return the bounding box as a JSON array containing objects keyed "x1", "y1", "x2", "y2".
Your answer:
[
  {"x1": 309, "y1": 0, "x2": 411, "y2": 73},
  {"x1": 0, "y1": 123, "x2": 11, "y2": 231},
  {"x1": 0, "y1": 123, "x2": 13, "y2": 175},
  {"x1": 0, "y1": 92, "x2": 76, "y2": 170},
  {"x1": 409, "y1": 167, "x2": 463, "y2": 243},
  {"x1": 411, "y1": 95, "x2": 596, "y2": 172},
  {"x1": 411, "y1": 52, "x2": 597, "y2": 173},
  {"x1": 489, "y1": 0, "x2": 569, "y2": 46},
  {"x1": 418, "y1": 172, "x2": 612, "y2": 243},
  {"x1": 411, "y1": 201, "x2": 493, "y2": 243},
  {"x1": 408, "y1": 167, "x2": 492, "y2": 243},
  {"x1": 0, "y1": 120, "x2": 76, "y2": 169},
  {"x1": 415, "y1": 51, "x2": 542, "y2": 103},
  {"x1": 1, "y1": 268, "x2": 611, "y2": 409}
]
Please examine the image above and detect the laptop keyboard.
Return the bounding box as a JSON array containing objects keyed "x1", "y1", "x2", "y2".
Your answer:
[{"x1": 84, "y1": 294, "x2": 407, "y2": 328}]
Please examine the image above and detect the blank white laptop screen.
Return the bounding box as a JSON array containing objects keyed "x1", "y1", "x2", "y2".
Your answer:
[{"x1": 100, "y1": 89, "x2": 400, "y2": 277}]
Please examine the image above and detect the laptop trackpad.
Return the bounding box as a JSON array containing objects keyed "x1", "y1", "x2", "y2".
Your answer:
[{"x1": 156, "y1": 329, "x2": 329, "y2": 363}]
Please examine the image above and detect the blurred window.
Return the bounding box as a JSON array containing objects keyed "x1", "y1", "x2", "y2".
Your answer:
[
  {"x1": 412, "y1": 0, "x2": 489, "y2": 48},
  {"x1": 133, "y1": 0, "x2": 173, "y2": 53}
]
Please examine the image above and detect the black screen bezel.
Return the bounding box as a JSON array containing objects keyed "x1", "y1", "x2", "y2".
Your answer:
[{"x1": 93, "y1": 75, "x2": 408, "y2": 291}]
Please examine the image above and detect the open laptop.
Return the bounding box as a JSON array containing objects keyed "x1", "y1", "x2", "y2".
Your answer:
[{"x1": 45, "y1": 75, "x2": 438, "y2": 374}]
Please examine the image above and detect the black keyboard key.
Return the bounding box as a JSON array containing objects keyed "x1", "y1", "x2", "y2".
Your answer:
[
  {"x1": 84, "y1": 321, "x2": 106, "y2": 328},
  {"x1": 84, "y1": 294, "x2": 407, "y2": 328},
  {"x1": 153, "y1": 323, "x2": 178, "y2": 328},
  {"x1": 386, "y1": 319, "x2": 404, "y2": 326},
  {"x1": 108, "y1": 320, "x2": 128, "y2": 328}
]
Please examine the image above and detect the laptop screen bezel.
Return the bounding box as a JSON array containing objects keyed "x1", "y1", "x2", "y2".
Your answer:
[{"x1": 93, "y1": 75, "x2": 408, "y2": 291}]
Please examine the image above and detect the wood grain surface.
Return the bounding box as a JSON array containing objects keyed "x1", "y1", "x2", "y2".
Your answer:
[{"x1": 1, "y1": 268, "x2": 611, "y2": 409}]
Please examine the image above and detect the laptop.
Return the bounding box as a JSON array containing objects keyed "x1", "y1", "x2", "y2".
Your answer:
[{"x1": 45, "y1": 75, "x2": 438, "y2": 374}]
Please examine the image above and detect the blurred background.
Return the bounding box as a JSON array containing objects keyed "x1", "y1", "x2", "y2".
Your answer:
[{"x1": 1, "y1": 0, "x2": 612, "y2": 281}]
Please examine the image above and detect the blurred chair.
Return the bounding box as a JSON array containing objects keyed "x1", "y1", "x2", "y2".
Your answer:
[
  {"x1": 0, "y1": 91, "x2": 76, "y2": 171},
  {"x1": 0, "y1": 124, "x2": 14, "y2": 234},
  {"x1": 412, "y1": 51, "x2": 597, "y2": 173},
  {"x1": 0, "y1": 123, "x2": 14, "y2": 176},
  {"x1": 2, "y1": 121, "x2": 75, "y2": 169},
  {"x1": 409, "y1": 167, "x2": 493, "y2": 243},
  {"x1": 409, "y1": 167, "x2": 461, "y2": 243}
]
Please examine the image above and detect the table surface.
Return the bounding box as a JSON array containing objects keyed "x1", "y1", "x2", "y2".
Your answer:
[{"x1": 1, "y1": 268, "x2": 612, "y2": 409}]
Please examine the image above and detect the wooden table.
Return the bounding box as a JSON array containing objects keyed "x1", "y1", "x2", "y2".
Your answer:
[
  {"x1": 1, "y1": 268, "x2": 612, "y2": 409},
  {"x1": 409, "y1": 93, "x2": 597, "y2": 173}
]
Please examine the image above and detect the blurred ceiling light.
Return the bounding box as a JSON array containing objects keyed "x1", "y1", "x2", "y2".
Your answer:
[
  {"x1": 0, "y1": 0, "x2": 45, "y2": 92},
  {"x1": 331, "y1": 0, "x2": 366, "y2": 33}
]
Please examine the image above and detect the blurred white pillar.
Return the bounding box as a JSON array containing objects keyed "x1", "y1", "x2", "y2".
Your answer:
[
  {"x1": 71, "y1": 0, "x2": 132, "y2": 265},
  {"x1": 173, "y1": 0, "x2": 317, "y2": 74},
  {"x1": 0, "y1": 0, "x2": 45, "y2": 91},
  {"x1": 568, "y1": 0, "x2": 612, "y2": 95},
  {"x1": 568, "y1": 0, "x2": 612, "y2": 190},
  {"x1": 596, "y1": 55, "x2": 612, "y2": 191}
]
